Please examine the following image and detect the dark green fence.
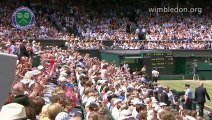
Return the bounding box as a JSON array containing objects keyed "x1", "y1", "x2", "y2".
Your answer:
[{"x1": 28, "y1": 39, "x2": 66, "y2": 49}]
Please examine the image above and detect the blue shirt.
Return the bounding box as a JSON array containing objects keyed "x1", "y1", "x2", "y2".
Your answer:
[
  {"x1": 10, "y1": 45, "x2": 16, "y2": 54},
  {"x1": 185, "y1": 88, "x2": 193, "y2": 99}
]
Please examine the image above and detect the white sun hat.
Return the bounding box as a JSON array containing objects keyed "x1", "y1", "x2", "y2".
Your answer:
[{"x1": 0, "y1": 103, "x2": 26, "y2": 120}]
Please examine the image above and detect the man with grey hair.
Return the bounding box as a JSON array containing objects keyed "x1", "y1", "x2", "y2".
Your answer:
[{"x1": 195, "y1": 82, "x2": 211, "y2": 117}]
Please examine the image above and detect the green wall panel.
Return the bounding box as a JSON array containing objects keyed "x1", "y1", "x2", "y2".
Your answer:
[
  {"x1": 174, "y1": 57, "x2": 186, "y2": 74},
  {"x1": 100, "y1": 53, "x2": 121, "y2": 66},
  {"x1": 76, "y1": 50, "x2": 100, "y2": 59},
  {"x1": 158, "y1": 75, "x2": 184, "y2": 80},
  {"x1": 199, "y1": 71, "x2": 212, "y2": 80},
  {"x1": 197, "y1": 62, "x2": 212, "y2": 70}
]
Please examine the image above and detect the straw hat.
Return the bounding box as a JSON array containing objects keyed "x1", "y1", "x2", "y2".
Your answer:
[
  {"x1": 119, "y1": 110, "x2": 134, "y2": 120},
  {"x1": 132, "y1": 98, "x2": 143, "y2": 105},
  {"x1": 24, "y1": 72, "x2": 33, "y2": 79},
  {"x1": 0, "y1": 103, "x2": 26, "y2": 120},
  {"x1": 21, "y1": 73, "x2": 33, "y2": 84}
]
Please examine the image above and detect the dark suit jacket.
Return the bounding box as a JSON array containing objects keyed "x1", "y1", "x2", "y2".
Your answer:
[
  {"x1": 195, "y1": 86, "x2": 210, "y2": 103},
  {"x1": 19, "y1": 44, "x2": 29, "y2": 57},
  {"x1": 160, "y1": 91, "x2": 169, "y2": 105}
]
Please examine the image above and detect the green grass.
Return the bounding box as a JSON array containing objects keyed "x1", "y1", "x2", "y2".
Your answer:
[{"x1": 159, "y1": 80, "x2": 212, "y2": 108}]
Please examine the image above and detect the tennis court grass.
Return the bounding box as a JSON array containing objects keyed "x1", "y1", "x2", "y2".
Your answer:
[{"x1": 159, "y1": 80, "x2": 212, "y2": 108}]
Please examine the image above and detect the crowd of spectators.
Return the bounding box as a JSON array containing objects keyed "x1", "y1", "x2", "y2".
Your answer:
[
  {"x1": 111, "y1": 40, "x2": 212, "y2": 50},
  {"x1": 144, "y1": 15, "x2": 212, "y2": 41},
  {"x1": 0, "y1": 2, "x2": 70, "y2": 41},
  {"x1": 49, "y1": 1, "x2": 212, "y2": 49},
  {"x1": 54, "y1": 1, "x2": 212, "y2": 42},
  {"x1": 1, "y1": 0, "x2": 212, "y2": 119},
  {"x1": 1, "y1": 38, "x2": 212, "y2": 120},
  {"x1": 65, "y1": 36, "x2": 105, "y2": 50},
  {"x1": 0, "y1": 1, "x2": 212, "y2": 50}
]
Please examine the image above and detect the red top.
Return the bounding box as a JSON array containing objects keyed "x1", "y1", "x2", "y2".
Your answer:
[{"x1": 48, "y1": 58, "x2": 56, "y2": 74}]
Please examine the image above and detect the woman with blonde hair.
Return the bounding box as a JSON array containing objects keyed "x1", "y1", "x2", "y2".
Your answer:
[
  {"x1": 39, "y1": 104, "x2": 50, "y2": 120},
  {"x1": 47, "y1": 103, "x2": 63, "y2": 120}
]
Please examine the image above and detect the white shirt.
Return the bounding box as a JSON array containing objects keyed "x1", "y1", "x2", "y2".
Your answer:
[
  {"x1": 112, "y1": 106, "x2": 120, "y2": 120},
  {"x1": 167, "y1": 91, "x2": 175, "y2": 103},
  {"x1": 152, "y1": 70, "x2": 159, "y2": 77},
  {"x1": 132, "y1": 108, "x2": 139, "y2": 119}
]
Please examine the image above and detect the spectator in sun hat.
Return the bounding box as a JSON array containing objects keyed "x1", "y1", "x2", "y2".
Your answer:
[
  {"x1": 112, "y1": 98, "x2": 122, "y2": 120},
  {"x1": 20, "y1": 73, "x2": 34, "y2": 92},
  {"x1": 0, "y1": 103, "x2": 27, "y2": 120},
  {"x1": 132, "y1": 104, "x2": 143, "y2": 119},
  {"x1": 118, "y1": 110, "x2": 135, "y2": 120},
  {"x1": 55, "y1": 112, "x2": 71, "y2": 120}
]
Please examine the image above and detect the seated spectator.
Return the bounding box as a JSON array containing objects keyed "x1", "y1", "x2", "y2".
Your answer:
[
  {"x1": 30, "y1": 96, "x2": 45, "y2": 116},
  {"x1": 47, "y1": 103, "x2": 63, "y2": 120},
  {"x1": 55, "y1": 112, "x2": 71, "y2": 120},
  {"x1": 39, "y1": 104, "x2": 50, "y2": 120},
  {"x1": 0, "y1": 103, "x2": 27, "y2": 120},
  {"x1": 12, "y1": 82, "x2": 30, "y2": 106},
  {"x1": 25, "y1": 106, "x2": 37, "y2": 120}
]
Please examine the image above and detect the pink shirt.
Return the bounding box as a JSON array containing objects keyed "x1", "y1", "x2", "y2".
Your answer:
[{"x1": 100, "y1": 69, "x2": 108, "y2": 79}]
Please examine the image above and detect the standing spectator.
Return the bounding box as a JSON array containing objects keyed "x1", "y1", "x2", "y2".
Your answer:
[
  {"x1": 48, "y1": 55, "x2": 57, "y2": 76},
  {"x1": 9, "y1": 40, "x2": 17, "y2": 54},
  {"x1": 100, "y1": 64, "x2": 109, "y2": 80},
  {"x1": 19, "y1": 40, "x2": 29, "y2": 58},
  {"x1": 184, "y1": 83, "x2": 193, "y2": 110},
  {"x1": 195, "y1": 82, "x2": 211, "y2": 117},
  {"x1": 152, "y1": 69, "x2": 159, "y2": 82}
]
